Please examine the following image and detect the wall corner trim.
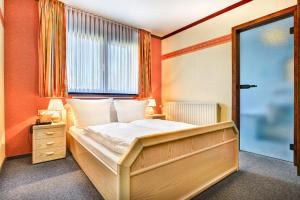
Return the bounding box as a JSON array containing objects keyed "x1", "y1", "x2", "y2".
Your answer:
[
  {"x1": 0, "y1": 8, "x2": 4, "y2": 28},
  {"x1": 162, "y1": 0, "x2": 252, "y2": 39}
]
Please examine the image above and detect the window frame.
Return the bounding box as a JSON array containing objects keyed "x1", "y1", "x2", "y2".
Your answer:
[{"x1": 66, "y1": 8, "x2": 140, "y2": 97}]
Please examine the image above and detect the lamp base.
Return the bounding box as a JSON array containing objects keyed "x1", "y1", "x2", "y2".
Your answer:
[{"x1": 146, "y1": 107, "x2": 155, "y2": 115}]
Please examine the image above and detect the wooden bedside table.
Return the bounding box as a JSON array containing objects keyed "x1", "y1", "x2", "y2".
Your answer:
[
  {"x1": 32, "y1": 122, "x2": 66, "y2": 164},
  {"x1": 146, "y1": 114, "x2": 166, "y2": 120}
]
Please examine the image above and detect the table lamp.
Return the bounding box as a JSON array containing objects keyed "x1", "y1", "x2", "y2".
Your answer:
[
  {"x1": 48, "y1": 99, "x2": 64, "y2": 123},
  {"x1": 147, "y1": 98, "x2": 156, "y2": 115}
]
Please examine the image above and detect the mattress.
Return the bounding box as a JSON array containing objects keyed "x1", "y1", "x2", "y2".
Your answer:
[
  {"x1": 69, "y1": 126, "x2": 121, "y2": 172},
  {"x1": 85, "y1": 119, "x2": 197, "y2": 154},
  {"x1": 131, "y1": 119, "x2": 197, "y2": 131}
]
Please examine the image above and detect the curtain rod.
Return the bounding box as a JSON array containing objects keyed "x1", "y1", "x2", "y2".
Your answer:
[
  {"x1": 35, "y1": 0, "x2": 139, "y2": 30},
  {"x1": 35, "y1": 0, "x2": 161, "y2": 38}
]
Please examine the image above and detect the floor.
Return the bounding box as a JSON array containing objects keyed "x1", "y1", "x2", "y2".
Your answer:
[
  {"x1": 0, "y1": 152, "x2": 299, "y2": 200},
  {"x1": 195, "y1": 152, "x2": 300, "y2": 200}
]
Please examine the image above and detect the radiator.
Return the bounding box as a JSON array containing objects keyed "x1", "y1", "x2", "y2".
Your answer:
[{"x1": 162, "y1": 102, "x2": 220, "y2": 125}]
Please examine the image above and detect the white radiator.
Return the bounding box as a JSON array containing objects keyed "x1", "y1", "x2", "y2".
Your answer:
[{"x1": 162, "y1": 102, "x2": 220, "y2": 125}]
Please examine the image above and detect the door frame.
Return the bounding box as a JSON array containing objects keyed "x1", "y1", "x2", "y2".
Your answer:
[{"x1": 232, "y1": 5, "x2": 299, "y2": 168}]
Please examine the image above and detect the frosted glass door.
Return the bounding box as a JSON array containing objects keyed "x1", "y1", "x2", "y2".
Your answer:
[{"x1": 240, "y1": 16, "x2": 294, "y2": 162}]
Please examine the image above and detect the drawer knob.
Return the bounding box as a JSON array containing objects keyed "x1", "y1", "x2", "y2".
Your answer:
[
  {"x1": 46, "y1": 142, "x2": 55, "y2": 145},
  {"x1": 46, "y1": 152, "x2": 55, "y2": 156},
  {"x1": 46, "y1": 132, "x2": 55, "y2": 135}
]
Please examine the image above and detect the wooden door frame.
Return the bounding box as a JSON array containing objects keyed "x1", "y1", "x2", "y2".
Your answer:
[
  {"x1": 232, "y1": 5, "x2": 299, "y2": 169},
  {"x1": 297, "y1": 0, "x2": 300, "y2": 175}
]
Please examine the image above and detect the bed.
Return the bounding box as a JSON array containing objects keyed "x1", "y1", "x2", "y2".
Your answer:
[{"x1": 65, "y1": 104, "x2": 239, "y2": 200}]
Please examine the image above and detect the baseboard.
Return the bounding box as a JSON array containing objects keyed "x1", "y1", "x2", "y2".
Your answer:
[
  {"x1": 0, "y1": 156, "x2": 5, "y2": 172},
  {"x1": 6, "y1": 153, "x2": 32, "y2": 160},
  {"x1": 0, "y1": 144, "x2": 5, "y2": 172}
]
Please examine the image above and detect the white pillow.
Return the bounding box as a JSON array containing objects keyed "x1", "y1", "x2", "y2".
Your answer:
[
  {"x1": 114, "y1": 100, "x2": 147, "y2": 123},
  {"x1": 67, "y1": 99, "x2": 112, "y2": 128},
  {"x1": 110, "y1": 102, "x2": 118, "y2": 122}
]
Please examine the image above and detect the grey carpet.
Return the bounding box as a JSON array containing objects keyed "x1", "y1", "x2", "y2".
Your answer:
[
  {"x1": 193, "y1": 152, "x2": 300, "y2": 200},
  {"x1": 0, "y1": 154, "x2": 103, "y2": 200},
  {"x1": 0, "y1": 151, "x2": 299, "y2": 200}
]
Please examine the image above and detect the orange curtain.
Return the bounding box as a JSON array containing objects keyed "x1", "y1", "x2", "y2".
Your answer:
[
  {"x1": 38, "y1": 0, "x2": 67, "y2": 97},
  {"x1": 138, "y1": 29, "x2": 152, "y2": 98}
]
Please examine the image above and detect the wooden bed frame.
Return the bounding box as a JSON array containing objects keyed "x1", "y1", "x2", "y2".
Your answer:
[{"x1": 66, "y1": 118, "x2": 239, "y2": 200}]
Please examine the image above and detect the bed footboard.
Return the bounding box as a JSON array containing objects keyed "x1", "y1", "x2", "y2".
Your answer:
[
  {"x1": 119, "y1": 121, "x2": 239, "y2": 200},
  {"x1": 68, "y1": 121, "x2": 238, "y2": 200}
]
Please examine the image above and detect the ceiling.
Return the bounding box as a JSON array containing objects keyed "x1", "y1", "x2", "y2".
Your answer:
[{"x1": 62, "y1": 0, "x2": 242, "y2": 37}]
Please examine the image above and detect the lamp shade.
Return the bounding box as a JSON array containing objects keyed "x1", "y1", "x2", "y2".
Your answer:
[
  {"x1": 148, "y1": 98, "x2": 156, "y2": 107},
  {"x1": 48, "y1": 99, "x2": 64, "y2": 111}
]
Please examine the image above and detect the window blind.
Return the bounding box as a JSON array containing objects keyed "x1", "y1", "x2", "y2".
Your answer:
[{"x1": 66, "y1": 7, "x2": 139, "y2": 95}]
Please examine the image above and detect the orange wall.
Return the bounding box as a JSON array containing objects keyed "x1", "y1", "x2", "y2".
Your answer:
[
  {"x1": 4, "y1": 0, "x2": 49, "y2": 157},
  {"x1": 151, "y1": 37, "x2": 162, "y2": 113},
  {"x1": 4, "y1": 0, "x2": 161, "y2": 157}
]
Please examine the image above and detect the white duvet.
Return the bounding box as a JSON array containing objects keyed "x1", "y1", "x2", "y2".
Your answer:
[
  {"x1": 85, "y1": 119, "x2": 196, "y2": 154},
  {"x1": 131, "y1": 119, "x2": 197, "y2": 131}
]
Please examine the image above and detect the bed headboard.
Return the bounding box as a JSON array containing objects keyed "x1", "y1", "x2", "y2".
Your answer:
[
  {"x1": 64, "y1": 103, "x2": 75, "y2": 131},
  {"x1": 162, "y1": 102, "x2": 220, "y2": 125}
]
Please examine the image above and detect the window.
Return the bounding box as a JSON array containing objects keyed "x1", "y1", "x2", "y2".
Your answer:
[{"x1": 66, "y1": 7, "x2": 139, "y2": 95}]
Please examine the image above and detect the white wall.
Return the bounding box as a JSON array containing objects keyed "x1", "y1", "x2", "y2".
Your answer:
[
  {"x1": 162, "y1": 0, "x2": 297, "y2": 121},
  {"x1": 0, "y1": 0, "x2": 5, "y2": 168}
]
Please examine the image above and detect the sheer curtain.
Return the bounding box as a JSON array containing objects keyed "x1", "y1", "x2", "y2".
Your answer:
[{"x1": 66, "y1": 7, "x2": 139, "y2": 94}]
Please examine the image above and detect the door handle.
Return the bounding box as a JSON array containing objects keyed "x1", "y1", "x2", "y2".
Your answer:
[{"x1": 240, "y1": 84, "x2": 257, "y2": 89}]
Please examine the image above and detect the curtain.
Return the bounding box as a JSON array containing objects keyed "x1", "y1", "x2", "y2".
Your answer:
[
  {"x1": 138, "y1": 30, "x2": 152, "y2": 98},
  {"x1": 66, "y1": 7, "x2": 139, "y2": 95},
  {"x1": 38, "y1": 0, "x2": 67, "y2": 97}
]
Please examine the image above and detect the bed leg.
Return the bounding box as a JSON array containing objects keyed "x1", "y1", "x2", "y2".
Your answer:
[{"x1": 118, "y1": 166, "x2": 130, "y2": 200}]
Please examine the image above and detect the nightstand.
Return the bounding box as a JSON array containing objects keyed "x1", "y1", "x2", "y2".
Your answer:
[
  {"x1": 146, "y1": 114, "x2": 166, "y2": 120},
  {"x1": 32, "y1": 122, "x2": 66, "y2": 164}
]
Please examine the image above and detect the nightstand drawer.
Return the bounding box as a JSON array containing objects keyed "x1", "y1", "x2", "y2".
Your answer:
[
  {"x1": 33, "y1": 137, "x2": 66, "y2": 151},
  {"x1": 34, "y1": 127, "x2": 65, "y2": 139},
  {"x1": 32, "y1": 147, "x2": 66, "y2": 164}
]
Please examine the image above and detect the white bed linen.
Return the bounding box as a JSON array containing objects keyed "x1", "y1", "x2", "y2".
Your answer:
[
  {"x1": 131, "y1": 119, "x2": 197, "y2": 131},
  {"x1": 69, "y1": 126, "x2": 121, "y2": 172},
  {"x1": 85, "y1": 120, "x2": 197, "y2": 154},
  {"x1": 85, "y1": 122, "x2": 158, "y2": 154}
]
